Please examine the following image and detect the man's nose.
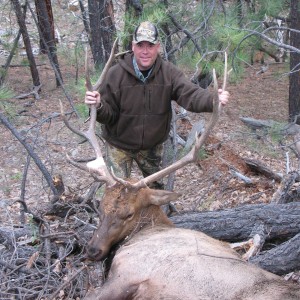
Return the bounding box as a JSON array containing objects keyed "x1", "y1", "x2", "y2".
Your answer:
[{"x1": 141, "y1": 45, "x2": 150, "y2": 52}]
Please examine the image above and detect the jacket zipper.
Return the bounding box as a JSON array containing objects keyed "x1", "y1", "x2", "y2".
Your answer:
[
  {"x1": 148, "y1": 88, "x2": 152, "y2": 112},
  {"x1": 141, "y1": 84, "x2": 146, "y2": 149}
]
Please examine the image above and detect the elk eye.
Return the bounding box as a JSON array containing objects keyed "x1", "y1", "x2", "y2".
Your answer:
[{"x1": 127, "y1": 213, "x2": 134, "y2": 220}]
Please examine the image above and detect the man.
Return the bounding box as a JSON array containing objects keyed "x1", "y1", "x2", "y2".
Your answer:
[{"x1": 85, "y1": 21, "x2": 230, "y2": 188}]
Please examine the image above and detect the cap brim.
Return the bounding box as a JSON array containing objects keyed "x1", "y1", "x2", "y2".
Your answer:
[{"x1": 133, "y1": 38, "x2": 158, "y2": 44}]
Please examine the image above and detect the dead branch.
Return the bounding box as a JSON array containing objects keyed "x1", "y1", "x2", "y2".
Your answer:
[
  {"x1": 15, "y1": 84, "x2": 42, "y2": 100},
  {"x1": 240, "y1": 117, "x2": 300, "y2": 135},
  {"x1": 0, "y1": 112, "x2": 59, "y2": 196},
  {"x1": 271, "y1": 171, "x2": 300, "y2": 203},
  {"x1": 244, "y1": 158, "x2": 283, "y2": 182}
]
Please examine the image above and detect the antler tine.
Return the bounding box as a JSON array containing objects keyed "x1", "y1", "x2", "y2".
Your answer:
[
  {"x1": 85, "y1": 46, "x2": 93, "y2": 92},
  {"x1": 61, "y1": 40, "x2": 120, "y2": 186},
  {"x1": 85, "y1": 38, "x2": 118, "y2": 92},
  {"x1": 93, "y1": 38, "x2": 119, "y2": 91},
  {"x1": 83, "y1": 39, "x2": 119, "y2": 185},
  {"x1": 222, "y1": 51, "x2": 228, "y2": 92},
  {"x1": 60, "y1": 99, "x2": 115, "y2": 185},
  {"x1": 132, "y1": 53, "x2": 228, "y2": 189},
  {"x1": 65, "y1": 153, "x2": 114, "y2": 185}
]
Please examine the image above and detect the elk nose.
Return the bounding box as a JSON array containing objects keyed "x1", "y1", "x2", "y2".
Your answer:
[{"x1": 87, "y1": 246, "x2": 102, "y2": 260}]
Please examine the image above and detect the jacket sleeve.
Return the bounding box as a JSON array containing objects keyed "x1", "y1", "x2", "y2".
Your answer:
[
  {"x1": 169, "y1": 63, "x2": 214, "y2": 113},
  {"x1": 96, "y1": 68, "x2": 120, "y2": 125}
]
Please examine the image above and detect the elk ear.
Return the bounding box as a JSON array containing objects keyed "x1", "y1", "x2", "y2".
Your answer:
[{"x1": 146, "y1": 190, "x2": 180, "y2": 206}]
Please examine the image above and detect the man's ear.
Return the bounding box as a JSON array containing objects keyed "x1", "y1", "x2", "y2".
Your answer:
[{"x1": 144, "y1": 189, "x2": 180, "y2": 206}]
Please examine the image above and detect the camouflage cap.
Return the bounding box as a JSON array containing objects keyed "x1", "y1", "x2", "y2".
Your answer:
[{"x1": 133, "y1": 21, "x2": 159, "y2": 44}]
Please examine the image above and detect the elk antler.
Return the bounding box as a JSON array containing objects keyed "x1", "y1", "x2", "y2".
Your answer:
[
  {"x1": 60, "y1": 38, "x2": 119, "y2": 186},
  {"x1": 131, "y1": 52, "x2": 229, "y2": 189},
  {"x1": 85, "y1": 38, "x2": 119, "y2": 92}
]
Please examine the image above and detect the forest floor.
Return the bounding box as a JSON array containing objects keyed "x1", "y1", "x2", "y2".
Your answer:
[{"x1": 0, "y1": 54, "x2": 293, "y2": 223}]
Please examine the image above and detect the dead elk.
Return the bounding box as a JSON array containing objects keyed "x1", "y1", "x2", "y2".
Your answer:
[{"x1": 84, "y1": 184, "x2": 300, "y2": 300}]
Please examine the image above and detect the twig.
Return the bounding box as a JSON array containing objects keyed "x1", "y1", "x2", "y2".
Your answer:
[
  {"x1": 19, "y1": 154, "x2": 31, "y2": 224},
  {"x1": 49, "y1": 265, "x2": 87, "y2": 300}
]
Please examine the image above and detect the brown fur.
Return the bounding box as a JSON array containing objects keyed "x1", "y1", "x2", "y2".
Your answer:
[{"x1": 85, "y1": 184, "x2": 300, "y2": 299}]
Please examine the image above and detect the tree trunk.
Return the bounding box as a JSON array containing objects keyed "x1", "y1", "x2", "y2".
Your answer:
[
  {"x1": 88, "y1": 0, "x2": 116, "y2": 69},
  {"x1": 78, "y1": 0, "x2": 92, "y2": 50},
  {"x1": 289, "y1": 0, "x2": 300, "y2": 124},
  {"x1": 11, "y1": 0, "x2": 40, "y2": 87},
  {"x1": 34, "y1": 0, "x2": 63, "y2": 87},
  {"x1": 35, "y1": 0, "x2": 55, "y2": 53}
]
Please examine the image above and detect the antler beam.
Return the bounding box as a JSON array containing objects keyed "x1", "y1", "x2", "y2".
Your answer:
[
  {"x1": 60, "y1": 38, "x2": 119, "y2": 186},
  {"x1": 131, "y1": 52, "x2": 229, "y2": 189}
]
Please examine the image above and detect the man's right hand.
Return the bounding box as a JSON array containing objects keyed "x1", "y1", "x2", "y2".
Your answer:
[{"x1": 85, "y1": 91, "x2": 101, "y2": 109}]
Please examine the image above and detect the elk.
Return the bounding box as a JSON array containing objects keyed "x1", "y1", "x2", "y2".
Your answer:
[{"x1": 60, "y1": 49, "x2": 300, "y2": 299}]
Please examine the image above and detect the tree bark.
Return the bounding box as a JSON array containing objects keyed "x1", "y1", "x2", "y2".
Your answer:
[
  {"x1": 79, "y1": 0, "x2": 92, "y2": 50},
  {"x1": 170, "y1": 202, "x2": 300, "y2": 242},
  {"x1": 11, "y1": 0, "x2": 40, "y2": 87},
  {"x1": 271, "y1": 171, "x2": 300, "y2": 203},
  {"x1": 244, "y1": 158, "x2": 283, "y2": 182},
  {"x1": 34, "y1": 0, "x2": 63, "y2": 87},
  {"x1": 88, "y1": 0, "x2": 116, "y2": 68},
  {"x1": 171, "y1": 202, "x2": 300, "y2": 274},
  {"x1": 0, "y1": 29, "x2": 21, "y2": 86},
  {"x1": 35, "y1": 0, "x2": 55, "y2": 53},
  {"x1": 240, "y1": 117, "x2": 300, "y2": 135},
  {"x1": 250, "y1": 232, "x2": 300, "y2": 275}
]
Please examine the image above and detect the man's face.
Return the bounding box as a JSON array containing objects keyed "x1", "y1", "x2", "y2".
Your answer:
[{"x1": 132, "y1": 41, "x2": 160, "y2": 71}]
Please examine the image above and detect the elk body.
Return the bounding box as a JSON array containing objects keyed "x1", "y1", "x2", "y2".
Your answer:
[
  {"x1": 84, "y1": 183, "x2": 300, "y2": 300},
  {"x1": 60, "y1": 51, "x2": 300, "y2": 299}
]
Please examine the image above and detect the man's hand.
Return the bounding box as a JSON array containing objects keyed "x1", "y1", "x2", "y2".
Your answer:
[
  {"x1": 85, "y1": 91, "x2": 101, "y2": 109},
  {"x1": 218, "y1": 89, "x2": 230, "y2": 106}
]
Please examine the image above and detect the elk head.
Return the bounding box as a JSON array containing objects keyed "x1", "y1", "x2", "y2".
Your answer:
[
  {"x1": 86, "y1": 182, "x2": 179, "y2": 260},
  {"x1": 61, "y1": 44, "x2": 229, "y2": 261}
]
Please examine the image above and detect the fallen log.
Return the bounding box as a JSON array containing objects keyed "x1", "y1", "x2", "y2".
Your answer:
[
  {"x1": 170, "y1": 202, "x2": 300, "y2": 242},
  {"x1": 250, "y1": 232, "x2": 300, "y2": 275},
  {"x1": 240, "y1": 117, "x2": 300, "y2": 135},
  {"x1": 244, "y1": 158, "x2": 283, "y2": 182},
  {"x1": 271, "y1": 171, "x2": 300, "y2": 203}
]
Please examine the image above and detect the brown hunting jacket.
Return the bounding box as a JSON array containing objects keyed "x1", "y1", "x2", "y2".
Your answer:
[{"x1": 97, "y1": 52, "x2": 214, "y2": 150}]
